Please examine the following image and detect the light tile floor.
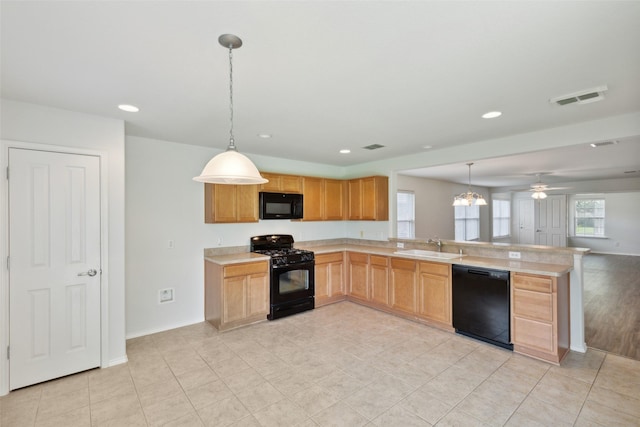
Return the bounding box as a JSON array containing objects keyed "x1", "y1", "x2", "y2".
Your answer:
[{"x1": 2, "y1": 301, "x2": 639, "y2": 426}]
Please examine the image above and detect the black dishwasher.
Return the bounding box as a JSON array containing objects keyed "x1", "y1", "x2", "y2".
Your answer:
[{"x1": 452, "y1": 265, "x2": 513, "y2": 350}]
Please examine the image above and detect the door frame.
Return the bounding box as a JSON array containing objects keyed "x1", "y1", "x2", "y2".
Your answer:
[{"x1": 0, "y1": 140, "x2": 111, "y2": 395}]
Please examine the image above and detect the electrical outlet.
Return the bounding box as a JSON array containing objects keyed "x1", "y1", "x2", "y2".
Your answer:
[
  {"x1": 397, "y1": 242, "x2": 405, "y2": 248},
  {"x1": 159, "y1": 288, "x2": 174, "y2": 304},
  {"x1": 167, "y1": 240, "x2": 174, "y2": 249},
  {"x1": 508, "y1": 251, "x2": 521, "y2": 259}
]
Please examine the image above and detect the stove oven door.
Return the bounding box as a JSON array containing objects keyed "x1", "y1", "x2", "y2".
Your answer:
[{"x1": 271, "y1": 261, "x2": 315, "y2": 306}]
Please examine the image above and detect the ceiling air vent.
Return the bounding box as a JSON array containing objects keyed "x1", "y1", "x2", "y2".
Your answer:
[
  {"x1": 362, "y1": 144, "x2": 385, "y2": 150},
  {"x1": 550, "y1": 85, "x2": 608, "y2": 106},
  {"x1": 590, "y1": 140, "x2": 618, "y2": 148}
]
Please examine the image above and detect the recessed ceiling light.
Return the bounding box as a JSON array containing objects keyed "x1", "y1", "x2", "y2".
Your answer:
[
  {"x1": 423, "y1": 145, "x2": 433, "y2": 149},
  {"x1": 118, "y1": 104, "x2": 139, "y2": 112},
  {"x1": 482, "y1": 111, "x2": 502, "y2": 119},
  {"x1": 339, "y1": 149, "x2": 351, "y2": 154},
  {"x1": 257, "y1": 133, "x2": 272, "y2": 139}
]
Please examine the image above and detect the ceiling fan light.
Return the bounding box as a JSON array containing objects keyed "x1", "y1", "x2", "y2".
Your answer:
[{"x1": 531, "y1": 191, "x2": 547, "y2": 199}]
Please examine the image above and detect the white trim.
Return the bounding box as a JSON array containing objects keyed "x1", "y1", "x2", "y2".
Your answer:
[
  {"x1": 0, "y1": 140, "x2": 110, "y2": 396},
  {"x1": 569, "y1": 253, "x2": 587, "y2": 353},
  {"x1": 125, "y1": 318, "x2": 205, "y2": 340}
]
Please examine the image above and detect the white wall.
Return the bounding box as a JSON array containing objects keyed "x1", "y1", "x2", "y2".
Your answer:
[
  {"x1": 0, "y1": 99, "x2": 127, "y2": 392},
  {"x1": 568, "y1": 192, "x2": 640, "y2": 255},
  {"x1": 125, "y1": 136, "x2": 352, "y2": 337},
  {"x1": 396, "y1": 174, "x2": 491, "y2": 241}
]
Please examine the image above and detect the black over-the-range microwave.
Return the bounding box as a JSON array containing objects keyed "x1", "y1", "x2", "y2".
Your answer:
[{"x1": 259, "y1": 192, "x2": 303, "y2": 219}]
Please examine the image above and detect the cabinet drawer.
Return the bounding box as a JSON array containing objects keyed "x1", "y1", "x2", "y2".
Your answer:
[
  {"x1": 513, "y1": 316, "x2": 555, "y2": 353},
  {"x1": 370, "y1": 255, "x2": 389, "y2": 266},
  {"x1": 349, "y1": 252, "x2": 369, "y2": 264},
  {"x1": 316, "y1": 252, "x2": 343, "y2": 264},
  {"x1": 513, "y1": 289, "x2": 553, "y2": 322},
  {"x1": 419, "y1": 261, "x2": 449, "y2": 277},
  {"x1": 391, "y1": 258, "x2": 416, "y2": 271},
  {"x1": 513, "y1": 273, "x2": 553, "y2": 293},
  {"x1": 224, "y1": 261, "x2": 268, "y2": 278}
]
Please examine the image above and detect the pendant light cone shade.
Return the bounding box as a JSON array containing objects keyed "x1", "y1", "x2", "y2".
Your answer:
[{"x1": 193, "y1": 34, "x2": 268, "y2": 185}]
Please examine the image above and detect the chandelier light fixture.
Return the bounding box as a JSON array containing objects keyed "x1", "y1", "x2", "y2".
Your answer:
[
  {"x1": 193, "y1": 34, "x2": 268, "y2": 185},
  {"x1": 452, "y1": 163, "x2": 487, "y2": 207}
]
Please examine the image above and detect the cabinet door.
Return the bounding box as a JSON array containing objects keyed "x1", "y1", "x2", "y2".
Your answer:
[
  {"x1": 324, "y1": 179, "x2": 346, "y2": 220},
  {"x1": 315, "y1": 262, "x2": 330, "y2": 300},
  {"x1": 247, "y1": 272, "x2": 269, "y2": 317},
  {"x1": 281, "y1": 175, "x2": 302, "y2": 193},
  {"x1": 222, "y1": 276, "x2": 247, "y2": 323},
  {"x1": 236, "y1": 185, "x2": 259, "y2": 222},
  {"x1": 348, "y1": 179, "x2": 362, "y2": 220},
  {"x1": 328, "y1": 261, "x2": 345, "y2": 297},
  {"x1": 370, "y1": 256, "x2": 389, "y2": 305},
  {"x1": 302, "y1": 177, "x2": 323, "y2": 221},
  {"x1": 390, "y1": 259, "x2": 417, "y2": 313},
  {"x1": 259, "y1": 173, "x2": 281, "y2": 192},
  {"x1": 348, "y1": 252, "x2": 369, "y2": 300},
  {"x1": 208, "y1": 184, "x2": 237, "y2": 223},
  {"x1": 360, "y1": 177, "x2": 377, "y2": 220},
  {"x1": 418, "y1": 272, "x2": 451, "y2": 324}
]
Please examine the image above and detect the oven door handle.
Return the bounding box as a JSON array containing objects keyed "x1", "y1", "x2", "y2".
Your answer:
[{"x1": 272, "y1": 262, "x2": 314, "y2": 270}]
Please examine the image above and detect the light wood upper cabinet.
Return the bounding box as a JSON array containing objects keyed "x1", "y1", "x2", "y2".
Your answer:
[
  {"x1": 390, "y1": 258, "x2": 417, "y2": 314},
  {"x1": 301, "y1": 177, "x2": 324, "y2": 221},
  {"x1": 417, "y1": 261, "x2": 451, "y2": 325},
  {"x1": 259, "y1": 172, "x2": 302, "y2": 193},
  {"x1": 204, "y1": 183, "x2": 259, "y2": 223},
  {"x1": 315, "y1": 252, "x2": 346, "y2": 307},
  {"x1": 323, "y1": 179, "x2": 347, "y2": 220},
  {"x1": 511, "y1": 272, "x2": 570, "y2": 364},
  {"x1": 204, "y1": 173, "x2": 386, "y2": 223},
  {"x1": 348, "y1": 176, "x2": 388, "y2": 220}
]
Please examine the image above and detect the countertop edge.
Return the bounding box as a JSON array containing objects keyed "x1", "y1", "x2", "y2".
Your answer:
[{"x1": 205, "y1": 244, "x2": 572, "y2": 276}]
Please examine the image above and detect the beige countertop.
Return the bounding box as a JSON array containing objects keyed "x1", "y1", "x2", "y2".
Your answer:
[{"x1": 205, "y1": 243, "x2": 572, "y2": 276}]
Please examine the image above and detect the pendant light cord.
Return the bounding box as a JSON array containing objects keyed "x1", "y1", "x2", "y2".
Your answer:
[{"x1": 228, "y1": 45, "x2": 236, "y2": 151}]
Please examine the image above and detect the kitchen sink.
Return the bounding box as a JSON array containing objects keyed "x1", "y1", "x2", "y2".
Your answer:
[{"x1": 393, "y1": 249, "x2": 464, "y2": 259}]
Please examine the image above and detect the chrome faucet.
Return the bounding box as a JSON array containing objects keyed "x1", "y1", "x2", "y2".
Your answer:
[{"x1": 427, "y1": 238, "x2": 442, "y2": 252}]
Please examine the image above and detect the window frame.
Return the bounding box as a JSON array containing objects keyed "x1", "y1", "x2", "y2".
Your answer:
[
  {"x1": 492, "y1": 198, "x2": 511, "y2": 239},
  {"x1": 573, "y1": 196, "x2": 606, "y2": 237},
  {"x1": 454, "y1": 204, "x2": 480, "y2": 241},
  {"x1": 397, "y1": 190, "x2": 416, "y2": 239}
]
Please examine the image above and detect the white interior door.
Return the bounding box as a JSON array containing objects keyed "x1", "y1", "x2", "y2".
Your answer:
[
  {"x1": 516, "y1": 197, "x2": 535, "y2": 244},
  {"x1": 535, "y1": 195, "x2": 567, "y2": 247},
  {"x1": 9, "y1": 148, "x2": 101, "y2": 390}
]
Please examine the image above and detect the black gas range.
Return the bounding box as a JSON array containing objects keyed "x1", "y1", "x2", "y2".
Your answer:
[{"x1": 250, "y1": 235, "x2": 315, "y2": 320}]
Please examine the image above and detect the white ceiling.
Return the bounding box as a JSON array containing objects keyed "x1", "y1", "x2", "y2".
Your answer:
[{"x1": 2, "y1": 1, "x2": 640, "y2": 185}]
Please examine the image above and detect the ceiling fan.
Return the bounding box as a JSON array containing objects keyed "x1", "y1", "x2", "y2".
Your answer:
[{"x1": 515, "y1": 174, "x2": 571, "y2": 199}]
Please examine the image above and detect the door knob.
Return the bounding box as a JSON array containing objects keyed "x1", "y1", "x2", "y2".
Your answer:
[{"x1": 78, "y1": 269, "x2": 98, "y2": 277}]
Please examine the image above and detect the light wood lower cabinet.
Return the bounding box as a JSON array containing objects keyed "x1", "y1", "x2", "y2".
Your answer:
[
  {"x1": 315, "y1": 252, "x2": 346, "y2": 306},
  {"x1": 390, "y1": 258, "x2": 417, "y2": 314},
  {"x1": 369, "y1": 255, "x2": 390, "y2": 306},
  {"x1": 347, "y1": 252, "x2": 369, "y2": 301},
  {"x1": 417, "y1": 261, "x2": 452, "y2": 325},
  {"x1": 511, "y1": 272, "x2": 570, "y2": 364},
  {"x1": 205, "y1": 260, "x2": 269, "y2": 331}
]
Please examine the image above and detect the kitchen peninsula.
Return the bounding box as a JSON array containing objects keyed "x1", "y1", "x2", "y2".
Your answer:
[{"x1": 204, "y1": 238, "x2": 589, "y2": 364}]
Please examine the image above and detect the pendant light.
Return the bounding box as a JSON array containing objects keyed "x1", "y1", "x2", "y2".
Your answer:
[
  {"x1": 193, "y1": 34, "x2": 268, "y2": 185},
  {"x1": 452, "y1": 163, "x2": 487, "y2": 206}
]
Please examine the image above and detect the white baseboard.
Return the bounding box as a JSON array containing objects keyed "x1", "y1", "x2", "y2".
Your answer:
[{"x1": 125, "y1": 317, "x2": 205, "y2": 340}]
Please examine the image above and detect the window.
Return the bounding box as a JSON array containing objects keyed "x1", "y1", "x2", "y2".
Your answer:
[
  {"x1": 454, "y1": 205, "x2": 480, "y2": 241},
  {"x1": 575, "y1": 198, "x2": 605, "y2": 237},
  {"x1": 397, "y1": 191, "x2": 415, "y2": 238},
  {"x1": 492, "y1": 199, "x2": 510, "y2": 238}
]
